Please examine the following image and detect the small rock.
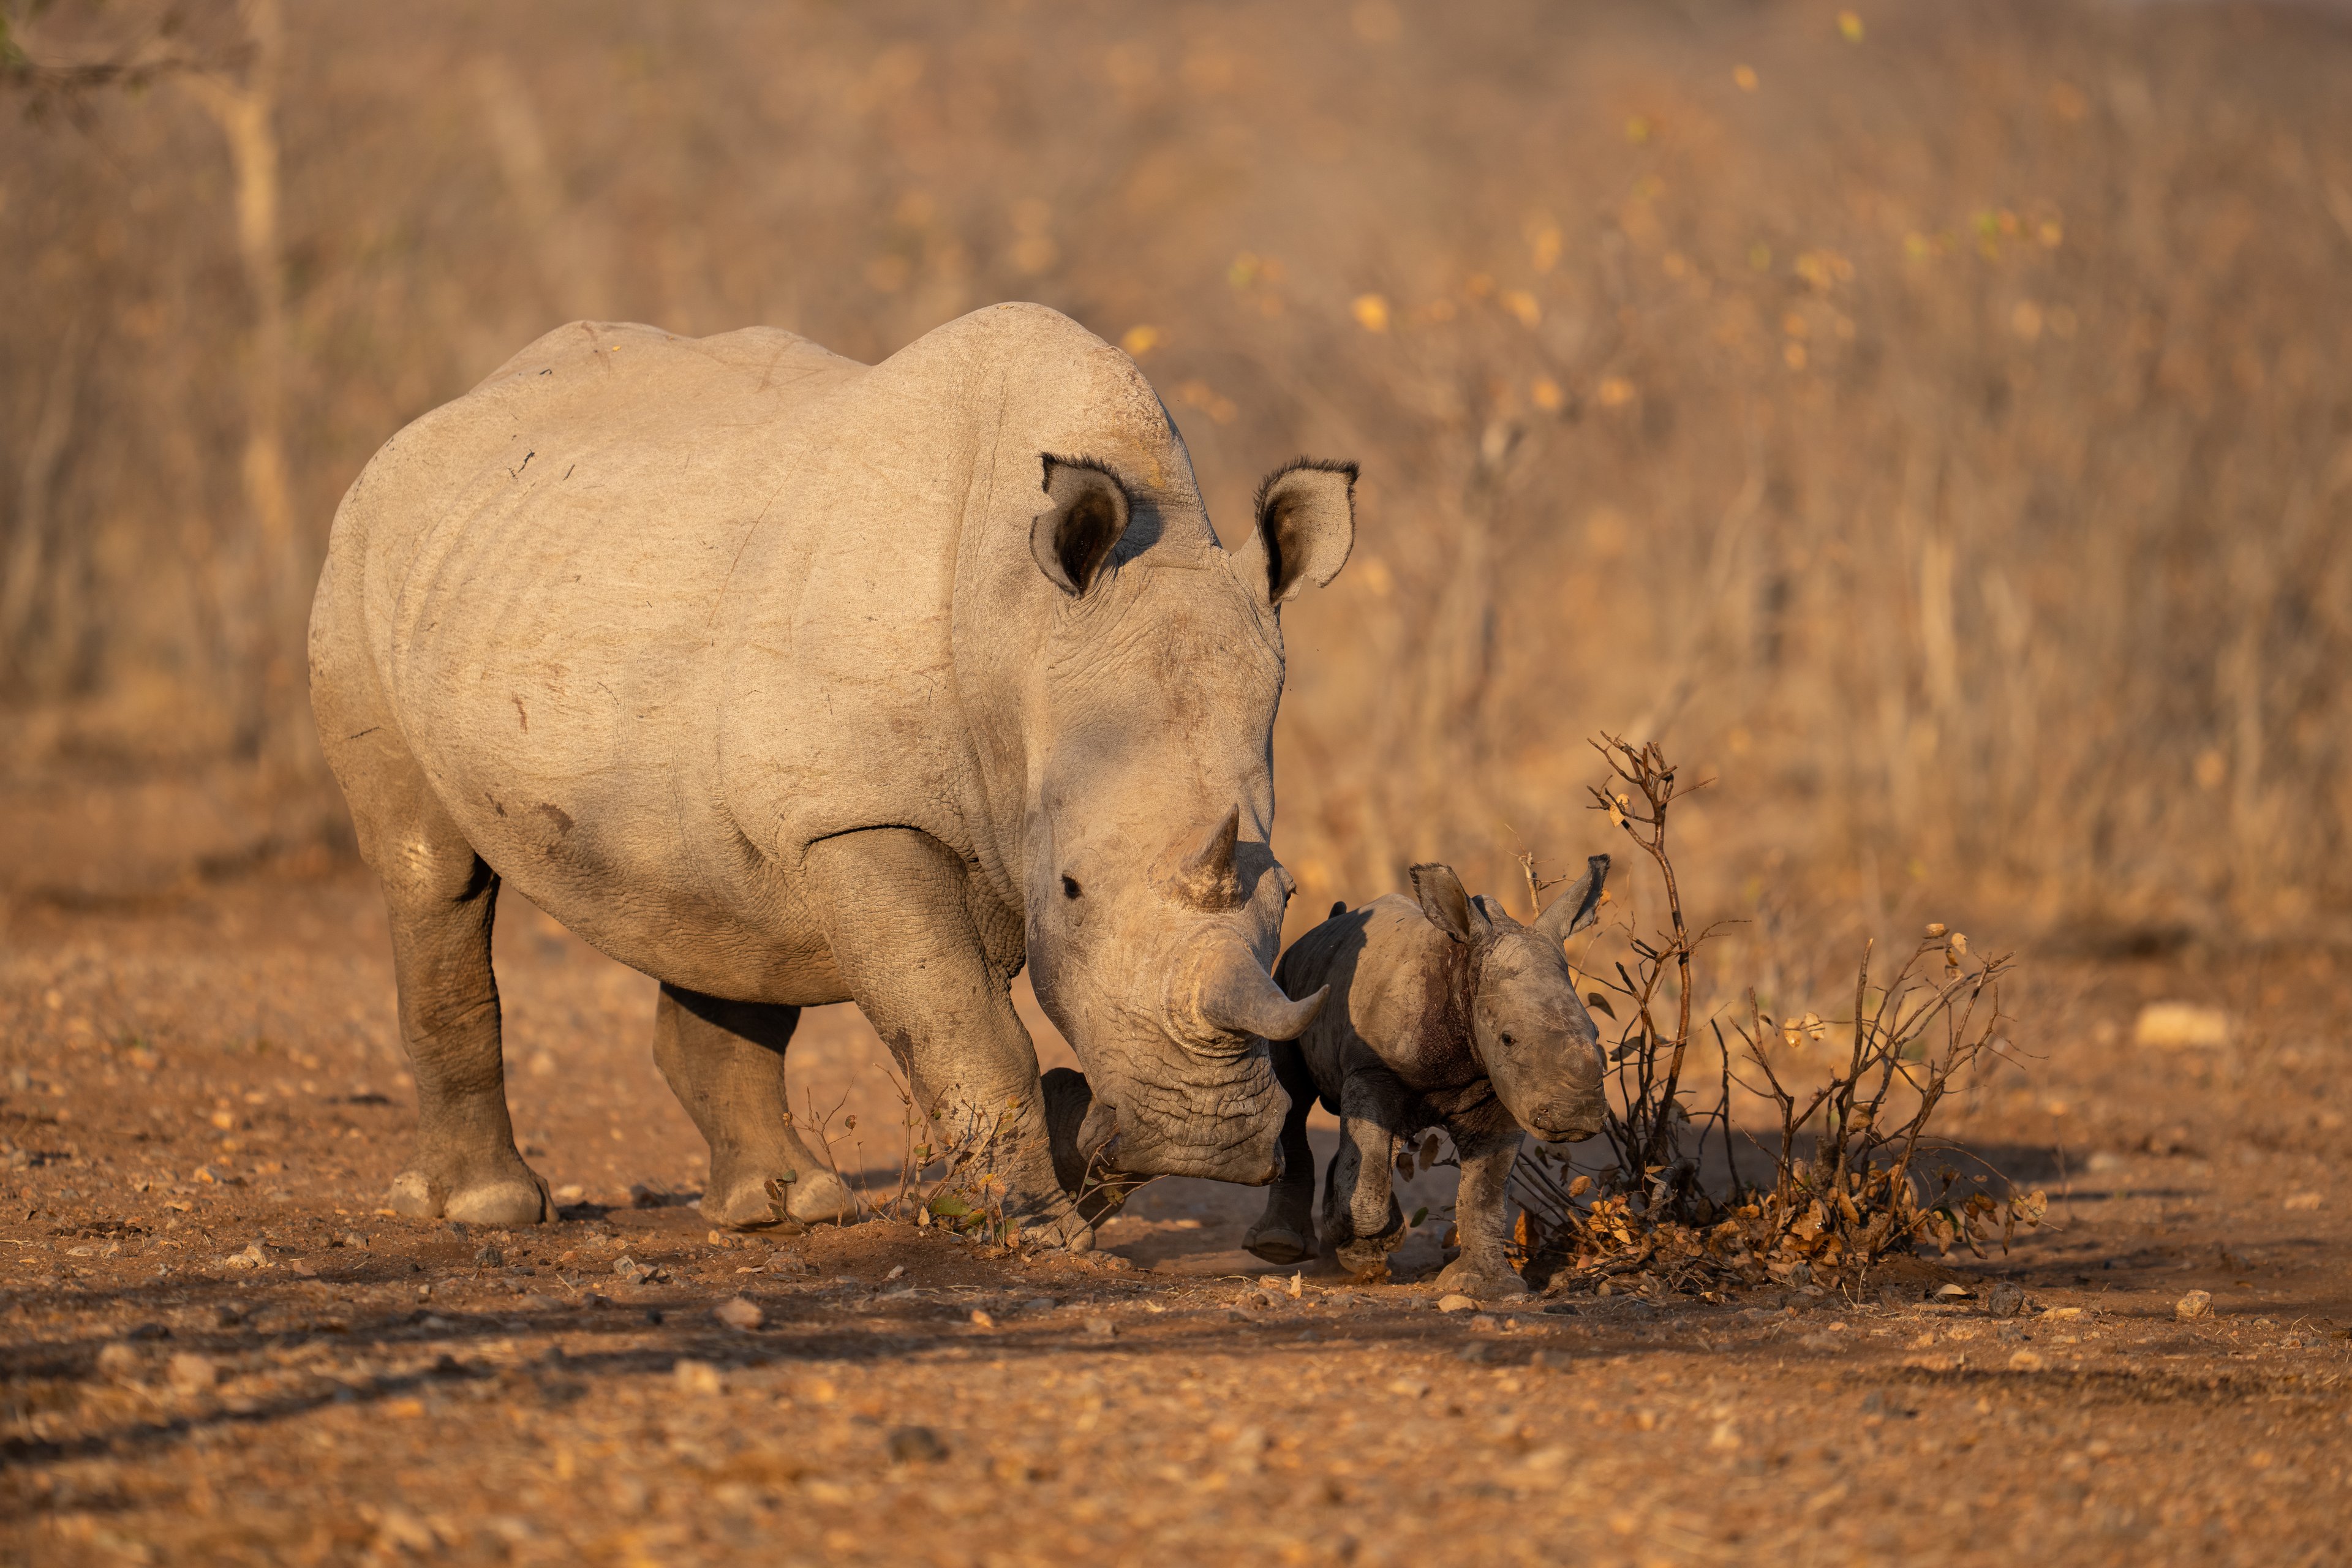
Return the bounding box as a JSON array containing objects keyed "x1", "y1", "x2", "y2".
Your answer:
[
  {"x1": 1468, "y1": 1313, "x2": 1499, "y2": 1332},
  {"x1": 2008, "y1": 1348, "x2": 2046, "y2": 1372},
  {"x1": 475, "y1": 1243, "x2": 504, "y2": 1267},
  {"x1": 553, "y1": 1184, "x2": 587, "y2": 1205},
  {"x1": 1022, "y1": 1297, "x2": 1057, "y2": 1313},
  {"x1": 884, "y1": 1264, "x2": 905, "y2": 1281},
  {"x1": 1387, "y1": 1377, "x2": 1431, "y2": 1398},
  {"x1": 167, "y1": 1352, "x2": 217, "y2": 1394},
  {"x1": 2283, "y1": 1191, "x2": 2322, "y2": 1212},
  {"x1": 887, "y1": 1425, "x2": 948, "y2": 1463},
  {"x1": 673, "y1": 1359, "x2": 723, "y2": 1395},
  {"x1": 95, "y1": 1343, "x2": 143, "y2": 1379},
  {"x1": 1099, "y1": 1256, "x2": 1133, "y2": 1272},
  {"x1": 1986, "y1": 1283, "x2": 2026, "y2": 1318},
  {"x1": 969, "y1": 1308, "x2": 995, "y2": 1329},
  {"x1": 1437, "y1": 1294, "x2": 1477, "y2": 1314},
  {"x1": 712, "y1": 1295, "x2": 764, "y2": 1332},
  {"x1": 2133, "y1": 1001, "x2": 2228, "y2": 1050},
  {"x1": 2176, "y1": 1289, "x2": 2213, "y2": 1321},
  {"x1": 1933, "y1": 1283, "x2": 1973, "y2": 1301},
  {"x1": 1084, "y1": 1316, "x2": 1115, "y2": 1339}
]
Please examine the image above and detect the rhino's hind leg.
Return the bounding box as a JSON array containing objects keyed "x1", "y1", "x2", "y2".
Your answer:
[
  {"x1": 804, "y1": 827, "x2": 1087, "y2": 1250},
  {"x1": 652, "y1": 986, "x2": 855, "y2": 1231},
  {"x1": 374, "y1": 818, "x2": 548, "y2": 1226},
  {"x1": 1243, "y1": 1041, "x2": 1319, "y2": 1265}
]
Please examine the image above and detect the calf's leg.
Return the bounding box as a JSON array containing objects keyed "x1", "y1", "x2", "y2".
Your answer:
[
  {"x1": 1321, "y1": 1074, "x2": 1406, "y2": 1280},
  {"x1": 801, "y1": 826, "x2": 1087, "y2": 1248},
  {"x1": 1433, "y1": 1118, "x2": 1530, "y2": 1297},
  {"x1": 1243, "y1": 1039, "x2": 1320, "y2": 1265},
  {"x1": 652, "y1": 987, "x2": 856, "y2": 1230}
]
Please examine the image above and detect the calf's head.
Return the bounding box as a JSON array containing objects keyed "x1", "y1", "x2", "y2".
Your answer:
[
  {"x1": 1020, "y1": 454, "x2": 1357, "y2": 1185},
  {"x1": 1412, "y1": 856, "x2": 1611, "y2": 1142}
]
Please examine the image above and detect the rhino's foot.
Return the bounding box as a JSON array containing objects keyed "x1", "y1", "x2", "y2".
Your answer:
[
  {"x1": 701, "y1": 1172, "x2": 803, "y2": 1233},
  {"x1": 1436, "y1": 1256, "x2": 1529, "y2": 1298},
  {"x1": 785, "y1": 1166, "x2": 858, "y2": 1226},
  {"x1": 1020, "y1": 1207, "x2": 1096, "y2": 1254},
  {"x1": 388, "y1": 1158, "x2": 549, "y2": 1226},
  {"x1": 701, "y1": 1156, "x2": 859, "y2": 1231},
  {"x1": 1243, "y1": 1222, "x2": 1314, "y2": 1267}
]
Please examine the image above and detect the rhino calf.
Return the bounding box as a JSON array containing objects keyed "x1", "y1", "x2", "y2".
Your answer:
[{"x1": 1244, "y1": 857, "x2": 1609, "y2": 1297}]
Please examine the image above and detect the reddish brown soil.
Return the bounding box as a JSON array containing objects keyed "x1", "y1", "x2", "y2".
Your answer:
[{"x1": 4, "y1": 865, "x2": 2348, "y2": 1566}]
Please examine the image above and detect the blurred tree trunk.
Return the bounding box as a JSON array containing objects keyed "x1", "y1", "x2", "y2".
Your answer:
[
  {"x1": 0, "y1": 323, "x2": 85, "y2": 688},
  {"x1": 186, "y1": 0, "x2": 312, "y2": 774}
]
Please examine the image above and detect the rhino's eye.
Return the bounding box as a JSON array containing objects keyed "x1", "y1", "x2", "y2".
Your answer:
[
  {"x1": 1062, "y1": 875, "x2": 1083, "y2": 900},
  {"x1": 1500, "y1": 1032, "x2": 1516, "y2": 1047}
]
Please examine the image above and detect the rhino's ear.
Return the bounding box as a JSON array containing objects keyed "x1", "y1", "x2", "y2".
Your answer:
[
  {"x1": 1409, "y1": 862, "x2": 1479, "y2": 945},
  {"x1": 1536, "y1": 855, "x2": 1610, "y2": 943},
  {"x1": 1031, "y1": 454, "x2": 1131, "y2": 596},
  {"x1": 1240, "y1": 458, "x2": 1357, "y2": 605}
]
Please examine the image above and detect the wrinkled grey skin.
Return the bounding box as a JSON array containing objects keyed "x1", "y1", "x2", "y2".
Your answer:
[
  {"x1": 308, "y1": 304, "x2": 1354, "y2": 1247},
  {"x1": 1244, "y1": 857, "x2": 1610, "y2": 1295}
]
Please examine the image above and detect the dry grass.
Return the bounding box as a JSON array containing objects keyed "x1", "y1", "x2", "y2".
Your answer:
[{"x1": 4, "y1": 0, "x2": 2351, "y2": 944}]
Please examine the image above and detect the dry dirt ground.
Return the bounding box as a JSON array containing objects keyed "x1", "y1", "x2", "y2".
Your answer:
[{"x1": 3, "y1": 863, "x2": 2349, "y2": 1566}]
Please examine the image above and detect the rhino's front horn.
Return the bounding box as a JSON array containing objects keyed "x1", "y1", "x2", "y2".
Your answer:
[
  {"x1": 1172, "y1": 807, "x2": 1244, "y2": 911},
  {"x1": 1194, "y1": 939, "x2": 1329, "y2": 1042}
]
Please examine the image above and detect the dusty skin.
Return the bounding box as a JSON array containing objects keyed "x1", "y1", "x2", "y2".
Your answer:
[{"x1": 4, "y1": 862, "x2": 2349, "y2": 1567}]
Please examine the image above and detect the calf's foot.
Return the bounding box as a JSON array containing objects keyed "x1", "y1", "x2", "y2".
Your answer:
[
  {"x1": 1332, "y1": 1237, "x2": 1395, "y2": 1282},
  {"x1": 1434, "y1": 1255, "x2": 1529, "y2": 1298},
  {"x1": 1244, "y1": 1221, "x2": 1314, "y2": 1266}
]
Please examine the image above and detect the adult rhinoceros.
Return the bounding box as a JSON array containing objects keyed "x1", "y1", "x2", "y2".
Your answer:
[{"x1": 308, "y1": 304, "x2": 1354, "y2": 1248}]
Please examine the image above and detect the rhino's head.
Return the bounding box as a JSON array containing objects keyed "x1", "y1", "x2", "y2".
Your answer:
[
  {"x1": 1019, "y1": 454, "x2": 1357, "y2": 1187},
  {"x1": 1412, "y1": 857, "x2": 1611, "y2": 1144}
]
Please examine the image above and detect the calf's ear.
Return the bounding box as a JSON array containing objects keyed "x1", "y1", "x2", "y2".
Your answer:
[
  {"x1": 1536, "y1": 854, "x2": 1610, "y2": 943},
  {"x1": 1238, "y1": 458, "x2": 1356, "y2": 605},
  {"x1": 1409, "y1": 862, "x2": 1480, "y2": 944},
  {"x1": 1031, "y1": 454, "x2": 1131, "y2": 595}
]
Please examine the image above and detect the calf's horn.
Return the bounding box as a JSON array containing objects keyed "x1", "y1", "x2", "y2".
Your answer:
[{"x1": 1193, "y1": 938, "x2": 1328, "y2": 1041}]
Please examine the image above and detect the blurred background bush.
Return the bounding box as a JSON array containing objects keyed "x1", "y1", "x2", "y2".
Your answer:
[{"x1": 4, "y1": 0, "x2": 2348, "y2": 945}]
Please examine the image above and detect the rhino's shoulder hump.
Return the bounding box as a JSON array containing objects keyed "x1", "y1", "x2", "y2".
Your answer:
[{"x1": 888, "y1": 303, "x2": 1150, "y2": 405}]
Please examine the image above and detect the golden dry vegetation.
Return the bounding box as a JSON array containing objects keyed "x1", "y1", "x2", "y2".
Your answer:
[
  {"x1": 6, "y1": 4, "x2": 2352, "y2": 1564},
  {"x1": 5, "y1": 0, "x2": 2350, "y2": 941}
]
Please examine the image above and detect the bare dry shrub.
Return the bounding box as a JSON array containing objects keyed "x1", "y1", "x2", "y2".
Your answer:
[{"x1": 1513, "y1": 737, "x2": 2046, "y2": 1298}]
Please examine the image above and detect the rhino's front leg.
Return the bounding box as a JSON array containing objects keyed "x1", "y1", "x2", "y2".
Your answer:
[
  {"x1": 1434, "y1": 1115, "x2": 1531, "y2": 1298},
  {"x1": 652, "y1": 987, "x2": 857, "y2": 1231},
  {"x1": 802, "y1": 827, "x2": 1087, "y2": 1248},
  {"x1": 1322, "y1": 1072, "x2": 1406, "y2": 1280}
]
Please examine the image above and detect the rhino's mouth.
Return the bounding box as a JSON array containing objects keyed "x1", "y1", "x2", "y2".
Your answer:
[
  {"x1": 1526, "y1": 1098, "x2": 1607, "y2": 1144},
  {"x1": 1045, "y1": 1050, "x2": 1289, "y2": 1188}
]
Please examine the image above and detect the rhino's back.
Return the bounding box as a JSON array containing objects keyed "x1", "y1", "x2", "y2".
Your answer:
[
  {"x1": 1279, "y1": 895, "x2": 1476, "y2": 1106},
  {"x1": 315, "y1": 321, "x2": 880, "y2": 992},
  {"x1": 314, "y1": 306, "x2": 1189, "y2": 997}
]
